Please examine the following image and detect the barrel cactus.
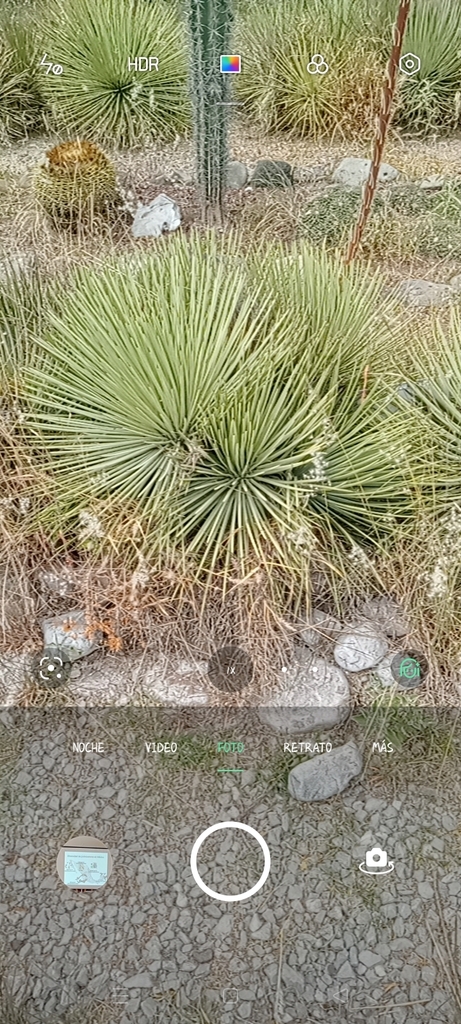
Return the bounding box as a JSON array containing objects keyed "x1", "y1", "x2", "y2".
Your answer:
[{"x1": 34, "y1": 139, "x2": 118, "y2": 226}]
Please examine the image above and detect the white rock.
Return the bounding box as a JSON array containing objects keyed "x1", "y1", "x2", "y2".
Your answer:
[
  {"x1": 334, "y1": 624, "x2": 388, "y2": 672},
  {"x1": 419, "y1": 175, "x2": 445, "y2": 190},
  {"x1": 140, "y1": 657, "x2": 210, "y2": 706},
  {"x1": 332, "y1": 157, "x2": 399, "y2": 188},
  {"x1": 449, "y1": 274, "x2": 461, "y2": 295},
  {"x1": 41, "y1": 608, "x2": 100, "y2": 663},
  {"x1": 131, "y1": 193, "x2": 181, "y2": 239},
  {"x1": 66, "y1": 652, "x2": 212, "y2": 706},
  {"x1": 288, "y1": 741, "x2": 363, "y2": 802},
  {"x1": 395, "y1": 279, "x2": 453, "y2": 308},
  {"x1": 258, "y1": 653, "x2": 350, "y2": 733},
  {"x1": 38, "y1": 568, "x2": 75, "y2": 598}
]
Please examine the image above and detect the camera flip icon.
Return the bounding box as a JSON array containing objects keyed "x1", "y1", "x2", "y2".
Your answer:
[{"x1": 359, "y1": 847, "x2": 394, "y2": 876}]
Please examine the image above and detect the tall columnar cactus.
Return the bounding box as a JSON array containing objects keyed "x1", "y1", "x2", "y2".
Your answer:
[{"x1": 186, "y1": 0, "x2": 234, "y2": 225}]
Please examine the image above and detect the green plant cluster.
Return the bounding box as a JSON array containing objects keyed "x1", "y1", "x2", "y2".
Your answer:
[
  {"x1": 237, "y1": 0, "x2": 461, "y2": 140},
  {"x1": 0, "y1": 233, "x2": 458, "y2": 593},
  {"x1": 302, "y1": 181, "x2": 461, "y2": 261},
  {"x1": 0, "y1": 8, "x2": 45, "y2": 140},
  {"x1": 0, "y1": 0, "x2": 189, "y2": 146},
  {"x1": 1, "y1": 0, "x2": 461, "y2": 145}
]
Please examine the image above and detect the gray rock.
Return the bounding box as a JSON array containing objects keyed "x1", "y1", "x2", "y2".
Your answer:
[
  {"x1": 282, "y1": 964, "x2": 306, "y2": 993},
  {"x1": 251, "y1": 160, "x2": 294, "y2": 189},
  {"x1": 337, "y1": 961, "x2": 355, "y2": 980},
  {"x1": 395, "y1": 279, "x2": 453, "y2": 308},
  {"x1": 334, "y1": 624, "x2": 388, "y2": 672},
  {"x1": 299, "y1": 608, "x2": 343, "y2": 648},
  {"x1": 141, "y1": 659, "x2": 210, "y2": 706},
  {"x1": 123, "y1": 973, "x2": 154, "y2": 988},
  {"x1": 372, "y1": 653, "x2": 395, "y2": 688},
  {"x1": 449, "y1": 273, "x2": 461, "y2": 295},
  {"x1": 332, "y1": 157, "x2": 398, "y2": 187},
  {"x1": 357, "y1": 595, "x2": 409, "y2": 639},
  {"x1": 288, "y1": 741, "x2": 363, "y2": 802},
  {"x1": 194, "y1": 948, "x2": 213, "y2": 963},
  {"x1": 41, "y1": 608, "x2": 100, "y2": 662},
  {"x1": 141, "y1": 997, "x2": 159, "y2": 1015},
  {"x1": 259, "y1": 654, "x2": 350, "y2": 734},
  {"x1": 131, "y1": 194, "x2": 181, "y2": 239},
  {"x1": 215, "y1": 913, "x2": 233, "y2": 936},
  {"x1": 359, "y1": 950, "x2": 381, "y2": 967},
  {"x1": 226, "y1": 161, "x2": 248, "y2": 189}
]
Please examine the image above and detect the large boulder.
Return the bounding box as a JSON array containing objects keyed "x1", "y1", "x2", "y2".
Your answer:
[
  {"x1": 332, "y1": 157, "x2": 398, "y2": 188},
  {"x1": 258, "y1": 653, "x2": 350, "y2": 734},
  {"x1": 140, "y1": 658, "x2": 211, "y2": 706},
  {"x1": 288, "y1": 741, "x2": 363, "y2": 802}
]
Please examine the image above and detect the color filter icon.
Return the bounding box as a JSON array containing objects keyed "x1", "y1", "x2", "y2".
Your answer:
[{"x1": 220, "y1": 54, "x2": 241, "y2": 73}]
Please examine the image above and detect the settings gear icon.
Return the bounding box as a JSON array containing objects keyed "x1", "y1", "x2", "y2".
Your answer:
[
  {"x1": 399, "y1": 52, "x2": 420, "y2": 76},
  {"x1": 307, "y1": 54, "x2": 329, "y2": 75}
]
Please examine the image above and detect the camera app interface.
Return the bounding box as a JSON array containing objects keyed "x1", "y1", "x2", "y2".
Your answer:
[
  {"x1": 1, "y1": 0, "x2": 461, "y2": 1021},
  {"x1": 1, "y1": 707, "x2": 461, "y2": 1024}
]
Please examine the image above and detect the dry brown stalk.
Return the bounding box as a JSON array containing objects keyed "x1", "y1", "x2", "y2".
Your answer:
[{"x1": 345, "y1": 0, "x2": 412, "y2": 263}]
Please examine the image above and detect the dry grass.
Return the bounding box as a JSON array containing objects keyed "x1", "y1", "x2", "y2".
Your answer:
[{"x1": 371, "y1": 518, "x2": 461, "y2": 706}]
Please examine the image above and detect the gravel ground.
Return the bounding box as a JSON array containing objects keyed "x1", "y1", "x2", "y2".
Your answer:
[{"x1": 1, "y1": 709, "x2": 460, "y2": 1024}]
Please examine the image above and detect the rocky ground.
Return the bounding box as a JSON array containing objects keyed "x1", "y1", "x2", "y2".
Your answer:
[
  {"x1": 1, "y1": 586, "x2": 458, "y2": 708},
  {"x1": 1, "y1": 709, "x2": 461, "y2": 1024},
  {"x1": 2, "y1": 122, "x2": 461, "y2": 295}
]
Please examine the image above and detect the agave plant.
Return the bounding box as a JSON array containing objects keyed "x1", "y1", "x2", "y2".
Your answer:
[
  {"x1": 41, "y1": 0, "x2": 189, "y2": 145},
  {"x1": 402, "y1": 310, "x2": 461, "y2": 501},
  {"x1": 25, "y1": 236, "x2": 412, "y2": 580},
  {"x1": 236, "y1": 0, "x2": 383, "y2": 138},
  {"x1": 394, "y1": 0, "x2": 461, "y2": 134},
  {"x1": 25, "y1": 235, "x2": 276, "y2": 500},
  {"x1": 255, "y1": 244, "x2": 397, "y2": 398},
  {"x1": 0, "y1": 14, "x2": 45, "y2": 139},
  {"x1": 0, "y1": 269, "x2": 57, "y2": 388}
]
